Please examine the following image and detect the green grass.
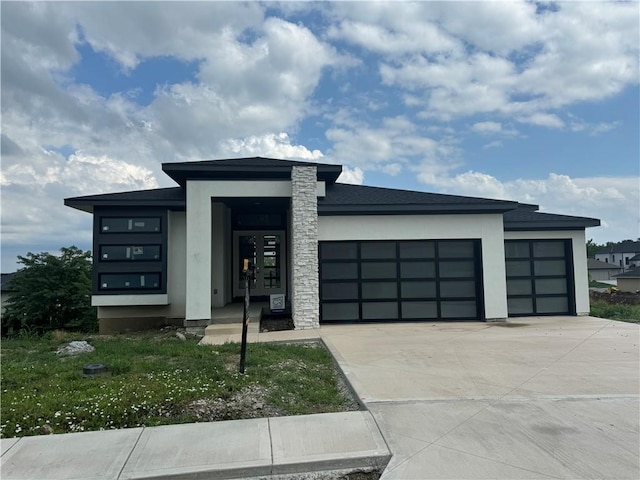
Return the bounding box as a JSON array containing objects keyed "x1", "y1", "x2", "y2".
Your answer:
[
  {"x1": 590, "y1": 300, "x2": 640, "y2": 323},
  {"x1": 1, "y1": 331, "x2": 353, "y2": 438}
]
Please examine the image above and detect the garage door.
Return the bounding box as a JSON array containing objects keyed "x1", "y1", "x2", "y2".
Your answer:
[
  {"x1": 319, "y1": 240, "x2": 483, "y2": 322},
  {"x1": 505, "y1": 240, "x2": 575, "y2": 316}
]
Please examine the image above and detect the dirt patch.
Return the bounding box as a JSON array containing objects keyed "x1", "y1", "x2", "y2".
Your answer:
[
  {"x1": 183, "y1": 384, "x2": 285, "y2": 421},
  {"x1": 590, "y1": 291, "x2": 640, "y2": 306}
]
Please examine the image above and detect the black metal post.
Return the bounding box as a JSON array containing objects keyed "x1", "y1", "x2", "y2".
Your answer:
[{"x1": 239, "y1": 265, "x2": 250, "y2": 373}]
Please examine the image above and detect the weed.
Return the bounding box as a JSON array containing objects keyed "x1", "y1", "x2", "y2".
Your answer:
[{"x1": 590, "y1": 300, "x2": 640, "y2": 323}]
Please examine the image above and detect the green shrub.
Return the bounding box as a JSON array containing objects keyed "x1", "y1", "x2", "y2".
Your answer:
[{"x1": 2, "y1": 247, "x2": 97, "y2": 336}]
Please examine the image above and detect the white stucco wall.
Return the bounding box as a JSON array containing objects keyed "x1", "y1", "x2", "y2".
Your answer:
[
  {"x1": 504, "y1": 230, "x2": 590, "y2": 315},
  {"x1": 185, "y1": 181, "x2": 213, "y2": 322},
  {"x1": 167, "y1": 210, "x2": 186, "y2": 317},
  {"x1": 211, "y1": 202, "x2": 231, "y2": 308},
  {"x1": 318, "y1": 213, "x2": 509, "y2": 320}
]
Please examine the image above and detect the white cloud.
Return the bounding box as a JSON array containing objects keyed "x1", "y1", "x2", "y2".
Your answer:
[
  {"x1": 219, "y1": 133, "x2": 323, "y2": 160},
  {"x1": 365, "y1": 2, "x2": 638, "y2": 123},
  {"x1": 337, "y1": 166, "x2": 364, "y2": 185},
  {"x1": 0, "y1": 4, "x2": 340, "y2": 267},
  {"x1": 471, "y1": 121, "x2": 503, "y2": 134},
  {"x1": 482, "y1": 141, "x2": 504, "y2": 150},
  {"x1": 518, "y1": 113, "x2": 565, "y2": 129},
  {"x1": 423, "y1": 171, "x2": 639, "y2": 243}
]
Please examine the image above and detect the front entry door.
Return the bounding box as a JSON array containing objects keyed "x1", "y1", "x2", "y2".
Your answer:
[{"x1": 233, "y1": 231, "x2": 286, "y2": 298}]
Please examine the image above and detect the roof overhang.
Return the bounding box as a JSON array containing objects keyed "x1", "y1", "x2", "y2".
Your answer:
[
  {"x1": 162, "y1": 157, "x2": 342, "y2": 187},
  {"x1": 64, "y1": 188, "x2": 186, "y2": 214}
]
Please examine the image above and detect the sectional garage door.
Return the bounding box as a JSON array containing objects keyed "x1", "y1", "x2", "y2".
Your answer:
[
  {"x1": 319, "y1": 240, "x2": 483, "y2": 322},
  {"x1": 505, "y1": 240, "x2": 575, "y2": 316}
]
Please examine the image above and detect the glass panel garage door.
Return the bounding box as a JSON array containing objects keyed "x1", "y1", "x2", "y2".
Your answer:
[
  {"x1": 505, "y1": 240, "x2": 575, "y2": 316},
  {"x1": 320, "y1": 240, "x2": 483, "y2": 322}
]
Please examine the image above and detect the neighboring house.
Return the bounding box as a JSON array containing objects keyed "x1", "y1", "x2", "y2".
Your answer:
[
  {"x1": 595, "y1": 241, "x2": 640, "y2": 271},
  {"x1": 629, "y1": 254, "x2": 640, "y2": 269},
  {"x1": 587, "y1": 258, "x2": 623, "y2": 282},
  {"x1": 1, "y1": 273, "x2": 16, "y2": 313},
  {"x1": 614, "y1": 267, "x2": 640, "y2": 293},
  {"x1": 64, "y1": 157, "x2": 600, "y2": 334}
]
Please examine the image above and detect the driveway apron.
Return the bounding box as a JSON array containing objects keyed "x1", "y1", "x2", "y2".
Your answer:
[{"x1": 321, "y1": 316, "x2": 640, "y2": 479}]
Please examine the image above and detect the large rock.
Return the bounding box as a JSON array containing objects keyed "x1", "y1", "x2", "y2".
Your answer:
[{"x1": 56, "y1": 340, "x2": 95, "y2": 356}]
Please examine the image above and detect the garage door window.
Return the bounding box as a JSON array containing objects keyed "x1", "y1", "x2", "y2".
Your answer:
[{"x1": 320, "y1": 240, "x2": 483, "y2": 322}]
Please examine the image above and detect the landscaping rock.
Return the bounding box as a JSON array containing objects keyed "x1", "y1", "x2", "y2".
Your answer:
[
  {"x1": 175, "y1": 332, "x2": 186, "y2": 341},
  {"x1": 56, "y1": 341, "x2": 95, "y2": 356}
]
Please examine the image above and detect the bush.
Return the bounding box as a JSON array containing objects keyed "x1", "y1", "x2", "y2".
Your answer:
[{"x1": 2, "y1": 246, "x2": 97, "y2": 336}]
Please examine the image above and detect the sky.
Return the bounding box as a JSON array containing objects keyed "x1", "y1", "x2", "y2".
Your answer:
[{"x1": 1, "y1": 1, "x2": 639, "y2": 271}]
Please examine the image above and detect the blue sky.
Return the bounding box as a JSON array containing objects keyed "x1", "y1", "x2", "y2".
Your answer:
[{"x1": 1, "y1": 1, "x2": 639, "y2": 271}]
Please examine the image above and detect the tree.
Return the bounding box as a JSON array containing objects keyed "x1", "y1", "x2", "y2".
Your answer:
[
  {"x1": 2, "y1": 246, "x2": 97, "y2": 335},
  {"x1": 586, "y1": 239, "x2": 603, "y2": 258}
]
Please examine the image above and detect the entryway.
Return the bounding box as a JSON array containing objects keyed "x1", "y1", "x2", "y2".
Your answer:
[{"x1": 233, "y1": 230, "x2": 286, "y2": 298}]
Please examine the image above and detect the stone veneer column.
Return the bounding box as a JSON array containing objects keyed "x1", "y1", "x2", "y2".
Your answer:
[{"x1": 291, "y1": 166, "x2": 319, "y2": 329}]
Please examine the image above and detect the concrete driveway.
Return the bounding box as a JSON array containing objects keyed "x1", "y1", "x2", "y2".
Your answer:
[{"x1": 321, "y1": 316, "x2": 639, "y2": 479}]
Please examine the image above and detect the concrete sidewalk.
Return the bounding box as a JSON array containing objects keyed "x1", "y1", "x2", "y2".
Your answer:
[{"x1": 1, "y1": 411, "x2": 390, "y2": 479}]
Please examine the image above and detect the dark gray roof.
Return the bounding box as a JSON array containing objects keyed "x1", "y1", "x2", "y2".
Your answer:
[
  {"x1": 587, "y1": 258, "x2": 621, "y2": 270},
  {"x1": 63, "y1": 158, "x2": 601, "y2": 232},
  {"x1": 614, "y1": 266, "x2": 640, "y2": 278},
  {"x1": 596, "y1": 241, "x2": 640, "y2": 255},
  {"x1": 162, "y1": 157, "x2": 343, "y2": 187},
  {"x1": 1, "y1": 273, "x2": 16, "y2": 292},
  {"x1": 503, "y1": 208, "x2": 600, "y2": 230},
  {"x1": 318, "y1": 183, "x2": 519, "y2": 214},
  {"x1": 65, "y1": 187, "x2": 185, "y2": 213}
]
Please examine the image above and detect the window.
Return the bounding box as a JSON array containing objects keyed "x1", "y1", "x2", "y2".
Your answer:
[
  {"x1": 100, "y1": 217, "x2": 161, "y2": 233},
  {"x1": 99, "y1": 273, "x2": 161, "y2": 291},
  {"x1": 100, "y1": 245, "x2": 161, "y2": 261},
  {"x1": 94, "y1": 210, "x2": 167, "y2": 296}
]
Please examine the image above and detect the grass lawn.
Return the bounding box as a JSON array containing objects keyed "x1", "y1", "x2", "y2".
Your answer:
[
  {"x1": 1, "y1": 330, "x2": 357, "y2": 438},
  {"x1": 590, "y1": 300, "x2": 640, "y2": 323}
]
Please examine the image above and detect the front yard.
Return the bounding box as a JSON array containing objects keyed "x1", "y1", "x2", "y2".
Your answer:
[{"x1": 1, "y1": 330, "x2": 358, "y2": 438}]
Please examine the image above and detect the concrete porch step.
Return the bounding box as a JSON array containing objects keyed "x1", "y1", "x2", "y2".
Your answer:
[
  {"x1": 205, "y1": 321, "x2": 260, "y2": 337},
  {"x1": 204, "y1": 302, "x2": 266, "y2": 341}
]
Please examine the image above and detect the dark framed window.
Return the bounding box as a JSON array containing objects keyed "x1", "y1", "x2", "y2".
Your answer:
[
  {"x1": 100, "y1": 245, "x2": 161, "y2": 261},
  {"x1": 93, "y1": 208, "x2": 167, "y2": 296},
  {"x1": 99, "y1": 273, "x2": 161, "y2": 291},
  {"x1": 319, "y1": 239, "x2": 483, "y2": 323},
  {"x1": 100, "y1": 217, "x2": 161, "y2": 233},
  {"x1": 505, "y1": 240, "x2": 574, "y2": 316}
]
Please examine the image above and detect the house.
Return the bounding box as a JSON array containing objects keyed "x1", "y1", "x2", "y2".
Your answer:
[
  {"x1": 64, "y1": 157, "x2": 600, "y2": 333},
  {"x1": 1, "y1": 273, "x2": 16, "y2": 313},
  {"x1": 614, "y1": 267, "x2": 640, "y2": 293},
  {"x1": 587, "y1": 258, "x2": 623, "y2": 282},
  {"x1": 595, "y1": 241, "x2": 640, "y2": 271}
]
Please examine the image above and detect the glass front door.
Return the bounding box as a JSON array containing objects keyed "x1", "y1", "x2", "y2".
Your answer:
[{"x1": 233, "y1": 231, "x2": 286, "y2": 297}]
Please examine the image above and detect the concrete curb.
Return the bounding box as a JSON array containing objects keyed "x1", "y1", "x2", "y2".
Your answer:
[{"x1": 1, "y1": 412, "x2": 390, "y2": 480}]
